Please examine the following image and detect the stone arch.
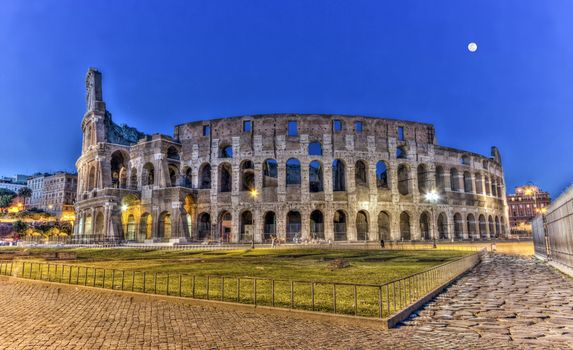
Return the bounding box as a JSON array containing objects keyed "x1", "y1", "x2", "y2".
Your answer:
[
  {"x1": 263, "y1": 159, "x2": 278, "y2": 188},
  {"x1": 495, "y1": 216, "x2": 501, "y2": 238},
  {"x1": 419, "y1": 211, "x2": 431, "y2": 240},
  {"x1": 467, "y1": 213, "x2": 477, "y2": 239},
  {"x1": 111, "y1": 150, "x2": 129, "y2": 189},
  {"x1": 332, "y1": 159, "x2": 346, "y2": 192},
  {"x1": 130, "y1": 168, "x2": 138, "y2": 190},
  {"x1": 240, "y1": 210, "x2": 254, "y2": 242},
  {"x1": 158, "y1": 211, "x2": 171, "y2": 239},
  {"x1": 309, "y1": 160, "x2": 323, "y2": 192},
  {"x1": 286, "y1": 158, "x2": 301, "y2": 186},
  {"x1": 219, "y1": 162, "x2": 232, "y2": 192},
  {"x1": 475, "y1": 172, "x2": 483, "y2": 194},
  {"x1": 478, "y1": 214, "x2": 487, "y2": 240},
  {"x1": 355, "y1": 160, "x2": 368, "y2": 187},
  {"x1": 197, "y1": 212, "x2": 211, "y2": 241},
  {"x1": 450, "y1": 168, "x2": 459, "y2": 191},
  {"x1": 461, "y1": 154, "x2": 470, "y2": 165},
  {"x1": 218, "y1": 211, "x2": 232, "y2": 242},
  {"x1": 491, "y1": 179, "x2": 498, "y2": 197},
  {"x1": 435, "y1": 166, "x2": 445, "y2": 192},
  {"x1": 488, "y1": 215, "x2": 495, "y2": 239},
  {"x1": 356, "y1": 210, "x2": 369, "y2": 241},
  {"x1": 417, "y1": 164, "x2": 430, "y2": 194},
  {"x1": 142, "y1": 163, "x2": 155, "y2": 187},
  {"x1": 126, "y1": 214, "x2": 136, "y2": 241},
  {"x1": 397, "y1": 164, "x2": 410, "y2": 195},
  {"x1": 88, "y1": 166, "x2": 96, "y2": 190},
  {"x1": 308, "y1": 141, "x2": 322, "y2": 156},
  {"x1": 463, "y1": 171, "x2": 473, "y2": 193},
  {"x1": 199, "y1": 163, "x2": 211, "y2": 189},
  {"x1": 454, "y1": 213, "x2": 463, "y2": 239},
  {"x1": 333, "y1": 210, "x2": 347, "y2": 241},
  {"x1": 396, "y1": 146, "x2": 407, "y2": 159},
  {"x1": 168, "y1": 164, "x2": 179, "y2": 187},
  {"x1": 240, "y1": 160, "x2": 255, "y2": 191},
  {"x1": 286, "y1": 210, "x2": 301, "y2": 242},
  {"x1": 484, "y1": 176, "x2": 491, "y2": 195},
  {"x1": 376, "y1": 161, "x2": 389, "y2": 189},
  {"x1": 219, "y1": 144, "x2": 233, "y2": 158},
  {"x1": 378, "y1": 211, "x2": 391, "y2": 241},
  {"x1": 310, "y1": 209, "x2": 325, "y2": 240},
  {"x1": 94, "y1": 211, "x2": 104, "y2": 238},
  {"x1": 263, "y1": 211, "x2": 276, "y2": 241},
  {"x1": 166, "y1": 146, "x2": 180, "y2": 160},
  {"x1": 400, "y1": 212, "x2": 411, "y2": 240},
  {"x1": 437, "y1": 212, "x2": 448, "y2": 239},
  {"x1": 182, "y1": 166, "x2": 193, "y2": 188}
]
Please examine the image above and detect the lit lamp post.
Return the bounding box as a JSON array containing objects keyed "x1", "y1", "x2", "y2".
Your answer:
[{"x1": 425, "y1": 190, "x2": 440, "y2": 248}]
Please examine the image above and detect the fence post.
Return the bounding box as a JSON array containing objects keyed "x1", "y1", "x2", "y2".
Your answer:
[
  {"x1": 236, "y1": 277, "x2": 239, "y2": 302},
  {"x1": 121, "y1": 270, "x2": 125, "y2": 291},
  {"x1": 193, "y1": 275, "x2": 196, "y2": 298},
  {"x1": 354, "y1": 285, "x2": 358, "y2": 316},
  {"x1": 154, "y1": 272, "x2": 157, "y2": 294},
  {"x1": 378, "y1": 286, "x2": 382, "y2": 318},
  {"x1": 253, "y1": 278, "x2": 256, "y2": 305},
  {"x1": 132, "y1": 271, "x2": 135, "y2": 292},
  {"x1": 271, "y1": 279, "x2": 275, "y2": 307},
  {"x1": 167, "y1": 274, "x2": 170, "y2": 296},
  {"x1": 39, "y1": 263, "x2": 43, "y2": 280},
  {"x1": 333, "y1": 284, "x2": 336, "y2": 313},
  {"x1": 220, "y1": 277, "x2": 224, "y2": 301},
  {"x1": 179, "y1": 274, "x2": 182, "y2": 297},
  {"x1": 68, "y1": 266, "x2": 72, "y2": 284},
  {"x1": 143, "y1": 272, "x2": 147, "y2": 293},
  {"x1": 290, "y1": 281, "x2": 294, "y2": 309},
  {"x1": 111, "y1": 270, "x2": 115, "y2": 289},
  {"x1": 206, "y1": 276, "x2": 210, "y2": 300},
  {"x1": 103, "y1": 269, "x2": 106, "y2": 288}
]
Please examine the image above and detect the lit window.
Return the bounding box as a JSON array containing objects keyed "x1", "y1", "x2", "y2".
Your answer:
[
  {"x1": 355, "y1": 121, "x2": 363, "y2": 133},
  {"x1": 333, "y1": 120, "x2": 342, "y2": 132},
  {"x1": 202, "y1": 125, "x2": 210, "y2": 136},
  {"x1": 243, "y1": 120, "x2": 252, "y2": 133},
  {"x1": 288, "y1": 121, "x2": 298, "y2": 136}
]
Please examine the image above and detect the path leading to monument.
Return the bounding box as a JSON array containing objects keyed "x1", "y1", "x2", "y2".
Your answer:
[
  {"x1": 0, "y1": 254, "x2": 571, "y2": 349},
  {"x1": 403, "y1": 254, "x2": 573, "y2": 349}
]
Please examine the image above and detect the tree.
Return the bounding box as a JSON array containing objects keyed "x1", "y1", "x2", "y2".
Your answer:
[
  {"x1": 17, "y1": 187, "x2": 32, "y2": 202},
  {"x1": 12, "y1": 220, "x2": 27, "y2": 240},
  {"x1": 0, "y1": 189, "x2": 16, "y2": 212}
]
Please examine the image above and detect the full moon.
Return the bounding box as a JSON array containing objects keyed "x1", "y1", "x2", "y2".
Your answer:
[{"x1": 468, "y1": 42, "x2": 478, "y2": 52}]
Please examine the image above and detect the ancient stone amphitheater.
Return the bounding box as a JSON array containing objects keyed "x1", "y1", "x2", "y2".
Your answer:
[{"x1": 74, "y1": 69, "x2": 509, "y2": 243}]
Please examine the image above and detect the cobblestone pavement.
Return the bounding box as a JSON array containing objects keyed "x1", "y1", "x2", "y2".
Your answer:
[
  {"x1": 403, "y1": 254, "x2": 573, "y2": 349},
  {"x1": 0, "y1": 254, "x2": 570, "y2": 349}
]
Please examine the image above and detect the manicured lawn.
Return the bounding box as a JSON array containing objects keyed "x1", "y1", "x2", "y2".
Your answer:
[{"x1": 2, "y1": 248, "x2": 473, "y2": 318}]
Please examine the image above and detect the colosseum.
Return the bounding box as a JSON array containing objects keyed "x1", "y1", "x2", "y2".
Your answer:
[{"x1": 74, "y1": 68, "x2": 510, "y2": 244}]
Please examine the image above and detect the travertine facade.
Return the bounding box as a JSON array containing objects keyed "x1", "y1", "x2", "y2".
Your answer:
[{"x1": 74, "y1": 69, "x2": 509, "y2": 243}]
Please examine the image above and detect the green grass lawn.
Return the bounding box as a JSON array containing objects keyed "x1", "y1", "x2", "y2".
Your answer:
[{"x1": 1, "y1": 248, "x2": 472, "y2": 318}]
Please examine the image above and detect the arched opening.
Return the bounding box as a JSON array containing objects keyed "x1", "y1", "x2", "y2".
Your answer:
[
  {"x1": 286, "y1": 211, "x2": 301, "y2": 242},
  {"x1": 397, "y1": 164, "x2": 410, "y2": 195},
  {"x1": 111, "y1": 151, "x2": 128, "y2": 189},
  {"x1": 168, "y1": 164, "x2": 179, "y2": 187},
  {"x1": 356, "y1": 210, "x2": 369, "y2": 241},
  {"x1": 219, "y1": 163, "x2": 232, "y2": 192},
  {"x1": 400, "y1": 212, "x2": 411, "y2": 240},
  {"x1": 219, "y1": 145, "x2": 233, "y2": 158},
  {"x1": 478, "y1": 214, "x2": 487, "y2": 240},
  {"x1": 488, "y1": 216, "x2": 494, "y2": 240},
  {"x1": 183, "y1": 167, "x2": 193, "y2": 188},
  {"x1": 309, "y1": 160, "x2": 323, "y2": 192},
  {"x1": 496, "y1": 178, "x2": 503, "y2": 198},
  {"x1": 218, "y1": 211, "x2": 232, "y2": 242},
  {"x1": 140, "y1": 213, "x2": 152, "y2": 241},
  {"x1": 142, "y1": 163, "x2": 155, "y2": 187},
  {"x1": 263, "y1": 159, "x2": 278, "y2": 188},
  {"x1": 308, "y1": 141, "x2": 322, "y2": 156},
  {"x1": 438, "y1": 213, "x2": 448, "y2": 239},
  {"x1": 454, "y1": 213, "x2": 463, "y2": 239},
  {"x1": 475, "y1": 173, "x2": 483, "y2": 194},
  {"x1": 333, "y1": 210, "x2": 347, "y2": 241},
  {"x1": 167, "y1": 146, "x2": 179, "y2": 160},
  {"x1": 240, "y1": 160, "x2": 255, "y2": 191},
  {"x1": 467, "y1": 214, "x2": 477, "y2": 240},
  {"x1": 332, "y1": 159, "x2": 346, "y2": 192},
  {"x1": 88, "y1": 166, "x2": 96, "y2": 190},
  {"x1": 463, "y1": 171, "x2": 473, "y2": 193},
  {"x1": 130, "y1": 168, "x2": 138, "y2": 190},
  {"x1": 126, "y1": 214, "x2": 136, "y2": 241},
  {"x1": 378, "y1": 211, "x2": 391, "y2": 241},
  {"x1": 450, "y1": 168, "x2": 459, "y2": 191},
  {"x1": 286, "y1": 158, "x2": 301, "y2": 186},
  {"x1": 197, "y1": 213, "x2": 211, "y2": 241},
  {"x1": 199, "y1": 163, "x2": 211, "y2": 189},
  {"x1": 420, "y1": 212, "x2": 431, "y2": 240},
  {"x1": 310, "y1": 210, "x2": 324, "y2": 240},
  {"x1": 484, "y1": 176, "x2": 491, "y2": 195},
  {"x1": 461, "y1": 155, "x2": 470, "y2": 165},
  {"x1": 376, "y1": 161, "x2": 389, "y2": 189},
  {"x1": 396, "y1": 146, "x2": 407, "y2": 159},
  {"x1": 263, "y1": 211, "x2": 276, "y2": 241},
  {"x1": 491, "y1": 179, "x2": 498, "y2": 197},
  {"x1": 240, "y1": 211, "x2": 253, "y2": 242},
  {"x1": 355, "y1": 160, "x2": 368, "y2": 187},
  {"x1": 494, "y1": 216, "x2": 501, "y2": 238},
  {"x1": 158, "y1": 212, "x2": 171, "y2": 240},
  {"x1": 84, "y1": 215, "x2": 93, "y2": 237},
  {"x1": 417, "y1": 164, "x2": 429, "y2": 194},
  {"x1": 435, "y1": 166, "x2": 445, "y2": 192},
  {"x1": 94, "y1": 212, "x2": 104, "y2": 238}
]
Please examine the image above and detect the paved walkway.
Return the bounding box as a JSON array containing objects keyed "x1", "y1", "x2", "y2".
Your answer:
[{"x1": 0, "y1": 254, "x2": 570, "y2": 349}]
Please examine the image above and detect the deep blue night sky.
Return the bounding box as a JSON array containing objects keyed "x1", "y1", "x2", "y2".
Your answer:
[{"x1": 1, "y1": 0, "x2": 572, "y2": 198}]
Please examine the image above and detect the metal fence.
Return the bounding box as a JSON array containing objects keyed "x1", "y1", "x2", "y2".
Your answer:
[
  {"x1": 0, "y1": 252, "x2": 480, "y2": 319},
  {"x1": 532, "y1": 185, "x2": 573, "y2": 268}
]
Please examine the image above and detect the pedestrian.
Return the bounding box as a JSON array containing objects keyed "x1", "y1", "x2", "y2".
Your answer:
[
  {"x1": 271, "y1": 236, "x2": 276, "y2": 248},
  {"x1": 380, "y1": 239, "x2": 385, "y2": 249}
]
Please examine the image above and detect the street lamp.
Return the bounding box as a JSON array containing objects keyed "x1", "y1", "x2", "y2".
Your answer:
[{"x1": 425, "y1": 190, "x2": 440, "y2": 248}]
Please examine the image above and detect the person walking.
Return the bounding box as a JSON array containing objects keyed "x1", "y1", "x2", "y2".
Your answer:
[{"x1": 380, "y1": 239, "x2": 385, "y2": 249}]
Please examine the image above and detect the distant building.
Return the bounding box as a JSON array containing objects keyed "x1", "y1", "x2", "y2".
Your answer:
[
  {"x1": 0, "y1": 174, "x2": 29, "y2": 193},
  {"x1": 26, "y1": 173, "x2": 51, "y2": 207},
  {"x1": 507, "y1": 185, "x2": 551, "y2": 237},
  {"x1": 40, "y1": 172, "x2": 78, "y2": 219}
]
